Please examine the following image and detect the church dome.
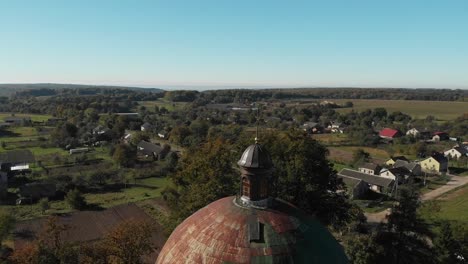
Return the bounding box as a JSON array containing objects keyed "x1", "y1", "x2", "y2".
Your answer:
[
  {"x1": 156, "y1": 197, "x2": 348, "y2": 263},
  {"x1": 237, "y1": 143, "x2": 273, "y2": 169}
]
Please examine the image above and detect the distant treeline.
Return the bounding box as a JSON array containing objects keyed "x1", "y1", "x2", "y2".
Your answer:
[
  {"x1": 0, "y1": 83, "x2": 163, "y2": 97},
  {"x1": 198, "y1": 88, "x2": 468, "y2": 104},
  {"x1": 0, "y1": 88, "x2": 164, "y2": 115}
]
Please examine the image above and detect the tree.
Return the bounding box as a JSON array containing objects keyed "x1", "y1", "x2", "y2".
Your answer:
[
  {"x1": 435, "y1": 221, "x2": 466, "y2": 263},
  {"x1": 103, "y1": 220, "x2": 155, "y2": 264},
  {"x1": 258, "y1": 131, "x2": 355, "y2": 229},
  {"x1": 164, "y1": 138, "x2": 238, "y2": 224},
  {"x1": 344, "y1": 234, "x2": 383, "y2": 264},
  {"x1": 352, "y1": 148, "x2": 371, "y2": 166},
  {"x1": 113, "y1": 144, "x2": 136, "y2": 167},
  {"x1": 373, "y1": 185, "x2": 434, "y2": 264},
  {"x1": 65, "y1": 189, "x2": 87, "y2": 210},
  {"x1": 165, "y1": 151, "x2": 179, "y2": 172},
  {"x1": 39, "y1": 198, "x2": 50, "y2": 214}
]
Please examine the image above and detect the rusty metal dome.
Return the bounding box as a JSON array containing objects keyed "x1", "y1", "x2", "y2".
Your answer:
[
  {"x1": 156, "y1": 197, "x2": 348, "y2": 263},
  {"x1": 237, "y1": 144, "x2": 273, "y2": 169}
]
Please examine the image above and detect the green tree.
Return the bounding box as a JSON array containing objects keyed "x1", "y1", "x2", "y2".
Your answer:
[
  {"x1": 258, "y1": 131, "x2": 355, "y2": 229},
  {"x1": 345, "y1": 234, "x2": 383, "y2": 264},
  {"x1": 435, "y1": 221, "x2": 465, "y2": 263},
  {"x1": 374, "y1": 185, "x2": 434, "y2": 264},
  {"x1": 113, "y1": 144, "x2": 136, "y2": 167},
  {"x1": 39, "y1": 198, "x2": 50, "y2": 214},
  {"x1": 352, "y1": 148, "x2": 371, "y2": 166},
  {"x1": 164, "y1": 138, "x2": 237, "y2": 224},
  {"x1": 65, "y1": 189, "x2": 87, "y2": 210}
]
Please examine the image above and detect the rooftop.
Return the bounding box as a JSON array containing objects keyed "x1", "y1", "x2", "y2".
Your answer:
[{"x1": 338, "y1": 168, "x2": 394, "y2": 188}]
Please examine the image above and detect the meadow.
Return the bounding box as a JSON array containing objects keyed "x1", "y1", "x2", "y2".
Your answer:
[
  {"x1": 330, "y1": 99, "x2": 468, "y2": 121},
  {"x1": 5, "y1": 177, "x2": 170, "y2": 221},
  {"x1": 420, "y1": 184, "x2": 468, "y2": 224},
  {"x1": 0, "y1": 113, "x2": 51, "y2": 122}
]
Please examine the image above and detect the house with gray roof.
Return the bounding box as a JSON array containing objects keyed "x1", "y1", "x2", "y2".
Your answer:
[
  {"x1": 338, "y1": 168, "x2": 394, "y2": 194},
  {"x1": 137, "y1": 141, "x2": 170, "y2": 160},
  {"x1": 0, "y1": 149, "x2": 35, "y2": 174}
]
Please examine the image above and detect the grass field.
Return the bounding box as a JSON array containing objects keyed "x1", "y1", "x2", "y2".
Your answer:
[
  {"x1": 0, "y1": 113, "x2": 51, "y2": 122},
  {"x1": 328, "y1": 146, "x2": 390, "y2": 164},
  {"x1": 420, "y1": 184, "x2": 468, "y2": 223},
  {"x1": 3, "y1": 177, "x2": 170, "y2": 221},
  {"x1": 328, "y1": 99, "x2": 468, "y2": 121}
]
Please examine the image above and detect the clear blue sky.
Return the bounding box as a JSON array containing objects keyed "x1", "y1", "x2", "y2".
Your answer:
[{"x1": 1, "y1": 0, "x2": 467, "y2": 89}]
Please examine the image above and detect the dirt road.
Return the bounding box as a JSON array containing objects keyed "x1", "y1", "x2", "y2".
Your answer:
[
  {"x1": 421, "y1": 174, "x2": 468, "y2": 201},
  {"x1": 366, "y1": 174, "x2": 468, "y2": 223}
]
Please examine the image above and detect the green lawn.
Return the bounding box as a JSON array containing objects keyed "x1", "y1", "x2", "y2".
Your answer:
[
  {"x1": 420, "y1": 175, "x2": 451, "y2": 194},
  {"x1": 3, "y1": 177, "x2": 170, "y2": 221},
  {"x1": 420, "y1": 184, "x2": 468, "y2": 223},
  {"x1": 0, "y1": 113, "x2": 51, "y2": 122},
  {"x1": 85, "y1": 177, "x2": 170, "y2": 208},
  {"x1": 330, "y1": 99, "x2": 468, "y2": 121}
]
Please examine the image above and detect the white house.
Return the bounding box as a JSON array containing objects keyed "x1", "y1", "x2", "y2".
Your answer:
[
  {"x1": 141, "y1": 122, "x2": 152, "y2": 132},
  {"x1": 406, "y1": 128, "x2": 420, "y2": 137},
  {"x1": 444, "y1": 147, "x2": 468, "y2": 159},
  {"x1": 358, "y1": 163, "x2": 381, "y2": 175}
]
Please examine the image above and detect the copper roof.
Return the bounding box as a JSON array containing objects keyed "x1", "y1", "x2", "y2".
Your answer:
[
  {"x1": 237, "y1": 144, "x2": 273, "y2": 169},
  {"x1": 156, "y1": 196, "x2": 348, "y2": 264}
]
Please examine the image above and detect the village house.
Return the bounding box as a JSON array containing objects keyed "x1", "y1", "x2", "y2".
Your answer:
[
  {"x1": 158, "y1": 131, "x2": 168, "y2": 139},
  {"x1": 338, "y1": 168, "x2": 394, "y2": 194},
  {"x1": 340, "y1": 177, "x2": 368, "y2": 199},
  {"x1": 92, "y1": 125, "x2": 110, "y2": 135},
  {"x1": 385, "y1": 156, "x2": 409, "y2": 166},
  {"x1": 69, "y1": 148, "x2": 89, "y2": 155},
  {"x1": 303, "y1": 122, "x2": 322, "y2": 134},
  {"x1": 3, "y1": 116, "x2": 31, "y2": 126},
  {"x1": 141, "y1": 122, "x2": 152, "y2": 132},
  {"x1": 137, "y1": 140, "x2": 170, "y2": 160},
  {"x1": 358, "y1": 163, "x2": 381, "y2": 175},
  {"x1": 328, "y1": 121, "x2": 346, "y2": 133},
  {"x1": 392, "y1": 160, "x2": 422, "y2": 176},
  {"x1": 420, "y1": 153, "x2": 448, "y2": 174},
  {"x1": 405, "y1": 127, "x2": 431, "y2": 138},
  {"x1": 0, "y1": 122, "x2": 11, "y2": 129},
  {"x1": 17, "y1": 183, "x2": 56, "y2": 203},
  {"x1": 379, "y1": 167, "x2": 411, "y2": 183},
  {"x1": 444, "y1": 146, "x2": 468, "y2": 159},
  {"x1": 123, "y1": 131, "x2": 133, "y2": 143},
  {"x1": 432, "y1": 131, "x2": 449, "y2": 141},
  {"x1": 46, "y1": 117, "x2": 66, "y2": 126},
  {"x1": 0, "y1": 149, "x2": 35, "y2": 175},
  {"x1": 379, "y1": 128, "x2": 402, "y2": 140}
]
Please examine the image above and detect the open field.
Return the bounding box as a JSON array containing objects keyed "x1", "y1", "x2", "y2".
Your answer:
[
  {"x1": 328, "y1": 146, "x2": 389, "y2": 164},
  {"x1": 137, "y1": 99, "x2": 189, "y2": 112},
  {"x1": 420, "y1": 184, "x2": 468, "y2": 223},
  {"x1": 0, "y1": 113, "x2": 52, "y2": 122},
  {"x1": 329, "y1": 99, "x2": 468, "y2": 121},
  {"x1": 2, "y1": 177, "x2": 170, "y2": 221}
]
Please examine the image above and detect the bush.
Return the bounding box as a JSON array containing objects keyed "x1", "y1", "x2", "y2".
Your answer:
[{"x1": 65, "y1": 189, "x2": 86, "y2": 210}]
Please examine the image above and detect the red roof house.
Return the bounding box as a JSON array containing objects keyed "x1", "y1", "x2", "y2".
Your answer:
[{"x1": 379, "y1": 128, "x2": 402, "y2": 139}]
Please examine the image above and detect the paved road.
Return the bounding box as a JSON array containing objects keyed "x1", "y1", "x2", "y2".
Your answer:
[
  {"x1": 421, "y1": 174, "x2": 468, "y2": 201},
  {"x1": 366, "y1": 174, "x2": 468, "y2": 223}
]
